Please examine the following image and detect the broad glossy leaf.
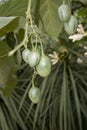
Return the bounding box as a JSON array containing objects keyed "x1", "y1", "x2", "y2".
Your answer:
[
  {"x1": 0, "y1": 41, "x2": 17, "y2": 97},
  {"x1": 0, "y1": 0, "x2": 28, "y2": 17},
  {"x1": 0, "y1": 17, "x2": 18, "y2": 29},
  {"x1": 0, "y1": 17, "x2": 25, "y2": 37},
  {"x1": 39, "y1": 0, "x2": 63, "y2": 39},
  {"x1": 0, "y1": 17, "x2": 19, "y2": 36}
]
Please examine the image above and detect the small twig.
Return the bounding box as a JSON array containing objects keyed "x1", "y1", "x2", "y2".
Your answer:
[
  {"x1": 8, "y1": 41, "x2": 24, "y2": 56},
  {"x1": 8, "y1": 0, "x2": 32, "y2": 56}
]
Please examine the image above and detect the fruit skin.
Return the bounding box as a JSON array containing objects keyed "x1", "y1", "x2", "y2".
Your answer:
[
  {"x1": 22, "y1": 49, "x2": 31, "y2": 63},
  {"x1": 28, "y1": 87, "x2": 41, "y2": 104},
  {"x1": 36, "y1": 55, "x2": 51, "y2": 77},
  {"x1": 79, "y1": 0, "x2": 87, "y2": 4},
  {"x1": 64, "y1": 15, "x2": 78, "y2": 35},
  {"x1": 28, "y1": 50, "x2": 40, "y2": 67},
  {"x1": 58, "y1": 4, "x2": 71, "y2": 22}
]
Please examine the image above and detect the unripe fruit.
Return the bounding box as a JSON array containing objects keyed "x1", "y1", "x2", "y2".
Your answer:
[
  {"x1": 64, "y1": 15, "x2": 78, "y2": 35},
  {"x1": 28, "y1": 50, "x2": 40, "y2": 67},
  {"x1": 22, "y1": 49, "x2": 31, "y2": 63},
  {"x1": 58, "y1": 4, "x2": 71, "y2": 22},
  {"x1": 28, "y1": 87, "x2": 41, "y2": 104},
  {"x1": 36, "y1": 55, "x2": 51, "y2": 77}
]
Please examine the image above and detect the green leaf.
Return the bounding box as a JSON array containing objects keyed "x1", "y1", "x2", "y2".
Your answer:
[
  {"x1": 0, "y1": 17, "x2": 18, "y2": 29},
  {"x1": 0, "y1": 16, "x2": 25, "y2": 37},
  {"x1": 2, "y1": 97, "x2": 27, "y2": 130},
  {"x1": 0, "y1": 17, "x2": 19, "y2": 37},
  {"x1": 0, "y1": 41, "x2": 17, "y2": 97},
  {"x1": 2, "y1": 75, "x2": 17, "y2": 97},
  {"x1": 0, "y1": 0, "x2": 28, "y2": 17},
  {"x1": 59, "y1": 62, "x2": 67, "y2": 130},
  {"x1": 39, "y1": 0, "x2": 63, "y2": 39},
  {"x1": 68, "y1": 66, "x2": 82, "y2": 130}
]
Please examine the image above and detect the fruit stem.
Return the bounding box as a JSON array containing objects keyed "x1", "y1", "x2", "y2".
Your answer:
[
  {"x1": 39, "y1": 38, "x2": 44, "y2": 56},
  {"x1": 68, "y1": 0, "x2": 71, "y2": 8},
  {"x1": 8, "y1": 0, "x2": 32, "y2": 56},
  {"x1": 32, "y1": 71, "x2": 36, "y2": 87},
  {"x1": 24, "y1": 0, "x2": 32, "y2": 48},
  {"x1": 35, "y1": 34, "x2": 38, "y2": 49},
  {"x1": 0, "y1": 54, "x2": 8, "y2": 59},
  {"x1": 63, "y1": 0, "x2": 65, "y2": 4},
  {"x1": 8, "y1": 41, "x2": 24, "y2": 56},
  {"x1": 31, "y1": 36, "x2": 35, "y2": 50}
]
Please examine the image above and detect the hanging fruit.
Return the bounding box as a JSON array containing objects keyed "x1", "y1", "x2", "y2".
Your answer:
[
  {"x1": 58, "y1": 4, "x2": 71, "y2": 22},
  {"x1": 28, "y1": 50, "x2": 40, "y2": 67},
  {"x1": 36, "y1": 55, "x2": 51, "y2": 77},
  {"x1": 64, "y1": 15, "x2": 78, "y2": 35},
  {"x1": 22, "y1": 49, "x2": 31, "y2": 63},
  {"x1": 28, "y1": 86, "x2": 41, "y2": 104}
]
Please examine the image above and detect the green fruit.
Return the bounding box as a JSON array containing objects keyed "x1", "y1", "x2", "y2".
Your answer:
[
  {"x1": 58, "y1": 4, "x2": 71, "y2": 22},
  {"x1": 28, "y1": 50, "x2": 40, "y2": 67},
  {"x1": 64, "y1": 15, "x2": 78, "y2": 35},
  {"x1": 28, "y1": 87, "x2": 41, "y2": 104},
  {"x1": 79, "y1": 0, "x2": 87, "y2": 4},
  {"x1": 36, "y1": 55, "x2": 51, "y2": 77},
  {"x1": 22, "y1": 49, "x2": 31, "y2": 63}
]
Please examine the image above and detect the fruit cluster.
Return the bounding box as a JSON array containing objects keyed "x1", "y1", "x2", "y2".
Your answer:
[
  {"x1": 22, "y1": 48, "x2": 51, "y2": 77},
  {"x1": 58, "y1": 3, "x2": 78, "y2": 35},
  {"x1": 22, "y1": 45, "x2": 51, "y2": 103}
]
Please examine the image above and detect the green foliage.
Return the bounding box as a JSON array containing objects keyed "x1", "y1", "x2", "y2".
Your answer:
[
  {"x1": 39, "y1": 0, "x2": 63, "y2": 39},
  {"x1": 0, "y1": 41, "x2": 17, "y2": 97},
  {"x1": 0, "y1": 95, "x2": 28, "y2": 130},
  {"x1": 0, "y1": 0, "x2": 28, "y2": 17},
  {"x1": 0, "y1": 0, "x2": 87, "y2": 130},
  {"x1": 0, "y1": 17, "x2": 18, "y2": 29},
  {"x1": 0, "y1": 17, "x2": 19, "y2": 37},
  {"x1": 0, "y1": 0, "x2": 63, "y2": 39}
]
